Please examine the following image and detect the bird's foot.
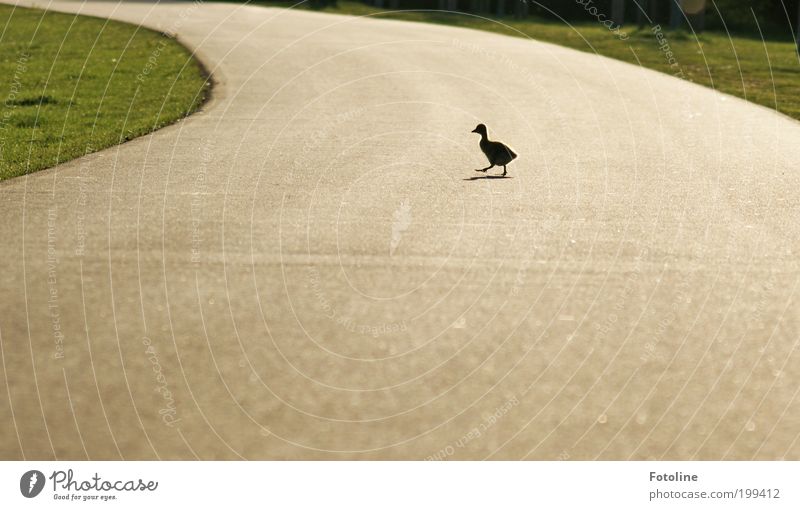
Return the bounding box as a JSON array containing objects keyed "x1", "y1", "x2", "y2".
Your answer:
[{"x1": 475, "y1": 168, "x2": 487, "y2": 173}]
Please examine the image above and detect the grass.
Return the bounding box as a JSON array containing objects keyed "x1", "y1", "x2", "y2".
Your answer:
[
  {"x1": 0, "y1": 5, "x2": 210, "y2": 181},
  {"x1": 251, "y1": 1, "x2": 800, "y2": 121}
]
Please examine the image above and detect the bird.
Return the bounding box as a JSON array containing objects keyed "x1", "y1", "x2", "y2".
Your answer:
[{"x1": 471, "y1": 123, "x2": 517, "y2": 176}]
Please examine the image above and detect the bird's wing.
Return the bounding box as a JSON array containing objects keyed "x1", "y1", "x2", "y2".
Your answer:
[{"x1": 488, "y1": 141, "x2": 516, "y2": 161}]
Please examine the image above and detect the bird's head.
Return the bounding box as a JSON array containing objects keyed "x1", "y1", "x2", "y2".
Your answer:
[{"x1": 471, "y1": 123, "x2": 487, "y2": 136}]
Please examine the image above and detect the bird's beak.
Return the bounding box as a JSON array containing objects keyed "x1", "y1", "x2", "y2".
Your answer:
[{"x1": 471, "y1": 128, "x2": 478, "y2": 133}]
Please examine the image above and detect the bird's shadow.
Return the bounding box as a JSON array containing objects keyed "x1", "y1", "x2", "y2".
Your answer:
[{"x1": 463, "y1": 174, "x2": 513, "y2": 181}]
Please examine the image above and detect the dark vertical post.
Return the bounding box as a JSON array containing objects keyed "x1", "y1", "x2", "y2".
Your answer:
[
  {"x1": 689, "y1": 8, "x2": 705, "y2": 32},
  {"x1": 677, "y1": 0, "x2": 705, "y2": 32},
  {"x1": 515, "y1": 0, "x2": 528, "y2": 19},
  {"x1": 612, "y1": 0, "x2": 626, "y2": 27},
  {"x1": 636, "y1": 0, "x2": 648, "y2": 27},
  {"x1": 669, "y1": 0, "x2": 682, "y2": 29},
  {"x1": 796, "y1": 2, "x2": 800, "y2": 54}
]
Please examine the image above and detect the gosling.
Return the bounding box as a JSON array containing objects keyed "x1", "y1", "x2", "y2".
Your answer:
[{"x1": 471, "y1": 123, "x2": 517, "y2": 176}]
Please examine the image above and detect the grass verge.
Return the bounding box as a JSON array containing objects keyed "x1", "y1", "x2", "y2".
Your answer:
[
  {"x1": 0, "y1": 4, "x2": 210, "y2": 181},
  {"x1": 252, "y1": 1, "x2": 800, "y2": 122}
]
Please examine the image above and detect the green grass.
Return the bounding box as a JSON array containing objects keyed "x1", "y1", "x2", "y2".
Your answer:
[
  {"x1": 256, "y1": 1, "x2": 800, "y2": 121},
  {"x1": 0, "y1": 5, "x2": 210, "y2": 181}
]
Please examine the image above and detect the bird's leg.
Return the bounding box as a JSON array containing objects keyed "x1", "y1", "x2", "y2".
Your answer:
[
  {"x1": 501, "y1": 166, "x2": 507, "y2": 176},
  {"x1": 475, "y1": 164, "x2": 493, "y2": 173}
]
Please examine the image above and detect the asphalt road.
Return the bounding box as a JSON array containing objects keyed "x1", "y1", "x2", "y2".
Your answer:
[{"x1": 2, "y1": 0, "x2": 800, "y2": 460}]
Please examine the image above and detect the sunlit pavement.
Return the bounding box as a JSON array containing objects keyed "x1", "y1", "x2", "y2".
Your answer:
[{"x1": 1, "y1": 0, "x2": 799, "y2": 460}]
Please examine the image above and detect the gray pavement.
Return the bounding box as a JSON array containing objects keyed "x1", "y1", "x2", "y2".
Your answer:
[{"x1": 1, "y1": 0, "x2": 800, "y2": 460}]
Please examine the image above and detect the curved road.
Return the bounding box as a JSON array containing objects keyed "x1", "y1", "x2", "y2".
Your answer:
[{"x1": 2, "y1": 0, "x2": 800, "y2": 460}]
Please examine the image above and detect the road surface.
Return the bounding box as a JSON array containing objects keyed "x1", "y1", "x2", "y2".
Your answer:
[{"x1": 1, "y1": 0, "x2": 800, "y2": 460}]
